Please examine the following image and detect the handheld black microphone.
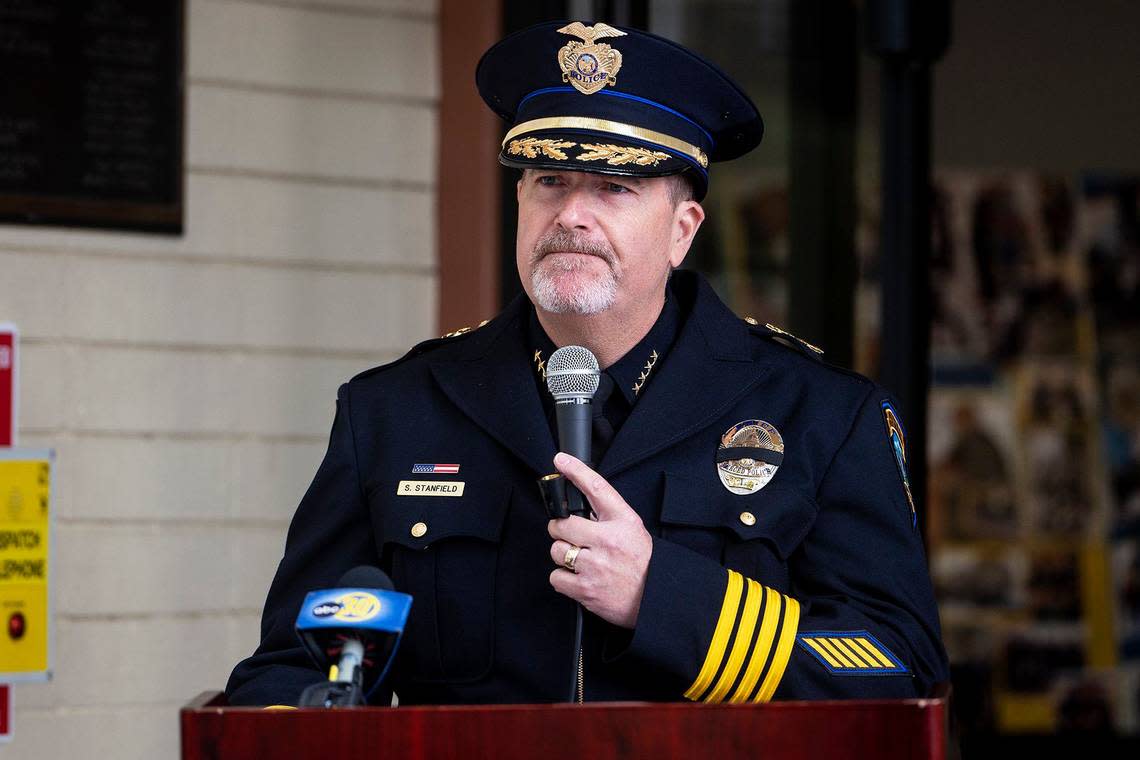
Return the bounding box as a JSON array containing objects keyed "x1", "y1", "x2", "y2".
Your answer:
[
  {"x1": 295, "y1": 565, "x2": 412, "y2": 707},
  {"x1": 545, "y1": 345, "x2": 600, "y2": 517}
]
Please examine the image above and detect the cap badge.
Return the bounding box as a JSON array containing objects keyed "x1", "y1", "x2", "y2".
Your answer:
[
  {"x1": 716, "y1": 420, "x2": 784, "y2": 495},
  {"x1": 557, "y1": 22, "x2": 627, "y2": 95}
]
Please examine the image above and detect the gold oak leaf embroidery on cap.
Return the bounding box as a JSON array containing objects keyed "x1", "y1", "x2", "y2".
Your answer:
[
  {"x1": 577, "y1": 143, "x2": 672, "y2": 166},
  {"x1": 508, "y1": 138, "x2": 577, "y2": 160}
]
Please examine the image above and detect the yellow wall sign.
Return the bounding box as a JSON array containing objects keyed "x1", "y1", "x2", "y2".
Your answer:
[{"x1": 0, "y1": 450, "x2": 53, "y2": 681}]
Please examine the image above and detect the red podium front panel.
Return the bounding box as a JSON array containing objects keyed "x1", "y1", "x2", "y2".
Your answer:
[{"x1": 182, "y1": 691, "x2": 948, "y2": 760}]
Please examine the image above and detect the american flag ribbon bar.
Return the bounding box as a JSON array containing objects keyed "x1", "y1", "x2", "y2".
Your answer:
[{"x1": 412, "y1": 463, "x2": 460, "y2": 474}]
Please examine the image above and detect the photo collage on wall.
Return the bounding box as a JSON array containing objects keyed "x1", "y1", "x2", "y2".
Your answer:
[{"x1": 856, "y1": 172, "x2": 1140, "y2": 734}]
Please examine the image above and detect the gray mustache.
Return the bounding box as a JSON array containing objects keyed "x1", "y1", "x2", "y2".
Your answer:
[{"x1": 533, "y1": 232, "x2": 616, "y2": 264}]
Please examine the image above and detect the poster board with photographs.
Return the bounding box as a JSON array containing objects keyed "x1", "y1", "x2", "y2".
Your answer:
[{"x1": 858, "y1": 171, "x2": 1140, "y2": 734}]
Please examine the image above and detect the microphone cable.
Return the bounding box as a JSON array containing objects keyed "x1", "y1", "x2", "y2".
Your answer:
[{"x1": 567, "y1": 604, "x2": 584, "y2": 703}]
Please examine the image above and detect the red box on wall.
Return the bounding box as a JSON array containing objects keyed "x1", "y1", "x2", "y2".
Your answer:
[
  {"x1": 0, "y1": 325, "x2": 15, "y2": 447},
  {"x1": 0, "y1": 324, "x2": 14, "y2": 736}
]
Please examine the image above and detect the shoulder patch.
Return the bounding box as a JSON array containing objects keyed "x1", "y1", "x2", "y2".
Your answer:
[
  {"x1": 797, "y1": 632, "x2": 909, "y2": 676},
  {"x1": 881, "y1": 399, "x2": 916, "y2": 526},
  {"x1": 743, "y1": 317, "x2": 825, "y2": 361}
]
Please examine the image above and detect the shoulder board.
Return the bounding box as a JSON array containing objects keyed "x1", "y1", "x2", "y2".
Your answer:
[
  {"x1": 351, "y1": 318, "x2": 492, "y2": 382},
  {"x1": 742, "y1": 316, "x2": 825, "y2": 361},
  {"x1": 416, "y1": 318, "x2": 492, "y2": 352},
  {"x1": 438, "y1": 319, "x2": 490, "y2": 340}
]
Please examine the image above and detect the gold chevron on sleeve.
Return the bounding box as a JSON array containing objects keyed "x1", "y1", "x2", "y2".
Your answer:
[
  {"x1": 853, "y1": 637, "x2": 896, "y2": 668},
  {"x1": 802, "y1": 637, "x2": 843, "y2": 668},
  {"x1": 684, "y1": 570, "x2": 744, "y2": 700},
  {"x1": 831, "y1": 637, "x2": 873, "y2": 667},
  {"x1": 818, "y1": 638, "x2": 857, "y2": 668},
  {"x1": 796, "y1": 632, "x2": 908, "y2": 675}
]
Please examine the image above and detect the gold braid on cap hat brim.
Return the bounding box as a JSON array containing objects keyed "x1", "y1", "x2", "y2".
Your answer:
[{"x1": 503, "y1": 117, "x2": 709, "y2": 169}]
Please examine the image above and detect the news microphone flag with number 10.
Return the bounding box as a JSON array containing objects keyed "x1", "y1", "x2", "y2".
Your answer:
[{"x1": 295, "y1": 585, "x2": 412, "y2": 692}]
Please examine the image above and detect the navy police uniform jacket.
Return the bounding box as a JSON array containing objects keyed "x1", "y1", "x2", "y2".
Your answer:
[{"x1": 226, "y1": 270, "x2": 948, "y2": 705}]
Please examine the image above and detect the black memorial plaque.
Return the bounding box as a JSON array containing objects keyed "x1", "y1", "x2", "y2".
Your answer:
[{"x1": 0, "y1": 0, "x2": 183, "y2": 233}]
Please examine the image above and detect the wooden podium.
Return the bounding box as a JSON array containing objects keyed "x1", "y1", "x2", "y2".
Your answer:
[{"x1": 182, "y1": 690, "x2": 949, "y2": 760}]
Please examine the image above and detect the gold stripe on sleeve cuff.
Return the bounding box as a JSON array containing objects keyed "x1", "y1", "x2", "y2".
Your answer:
[
  {"x1": 685, "y1": 572, "x2": 802, "y2": 704},
  {"x1": 684, "y1": 570, "x2": 744, "y2": 700},
  {"x1": 728, "y1": 586, "x2": 781, "y2": 703},
  {"x1": 704, "y1": 578, "x2": 763, "y2": 703},
  {"x1": 755, "y1": 596, "x2": 800, "y2": 702}
]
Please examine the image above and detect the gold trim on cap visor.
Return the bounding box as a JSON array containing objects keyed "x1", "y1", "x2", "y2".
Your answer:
[{"x1": 503, "y1": 117, "x2": 709, "y2": 168}]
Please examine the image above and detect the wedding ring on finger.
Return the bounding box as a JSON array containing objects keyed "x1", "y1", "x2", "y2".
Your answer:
[{"x1": 562, "y1": 544, "x2": 582, "y2": 573}]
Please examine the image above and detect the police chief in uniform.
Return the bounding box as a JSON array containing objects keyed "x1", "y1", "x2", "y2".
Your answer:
[{"x1": 227, "y1": 20, "x2": 948, "y2": 706}]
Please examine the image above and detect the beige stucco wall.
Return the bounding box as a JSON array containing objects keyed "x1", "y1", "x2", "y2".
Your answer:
[{"x1": 0, "y1": 0, "x2": 438, "y2": 756}]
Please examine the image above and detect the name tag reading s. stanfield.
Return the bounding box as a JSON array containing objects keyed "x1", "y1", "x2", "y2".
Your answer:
[{"x1": 397, "y1": 480, "x2": 465, "y2": 497}]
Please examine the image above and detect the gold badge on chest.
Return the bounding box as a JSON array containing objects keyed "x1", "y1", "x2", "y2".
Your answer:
[{"x1": 716, "y1": 420, "x2": 784, "y2": 495}]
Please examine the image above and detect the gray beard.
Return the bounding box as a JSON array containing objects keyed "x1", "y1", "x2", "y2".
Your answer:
[{"x1": 531, "y1": 256, "x2": 618, "y2": 315}]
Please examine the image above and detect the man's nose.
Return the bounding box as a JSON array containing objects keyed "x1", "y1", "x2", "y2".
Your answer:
[{"x1": 554, "y1": 186, "x2": 595, "y2": 230}]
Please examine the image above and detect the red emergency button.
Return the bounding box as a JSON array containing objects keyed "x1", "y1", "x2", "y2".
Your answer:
[{"x1": 7, "y1": 612, "x2": 25, "y2": 641}]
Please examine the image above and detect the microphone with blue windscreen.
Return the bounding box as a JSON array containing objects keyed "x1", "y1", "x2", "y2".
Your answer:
[{"x1": 295, "y1": 565, "x2": 412, "y2": 707}]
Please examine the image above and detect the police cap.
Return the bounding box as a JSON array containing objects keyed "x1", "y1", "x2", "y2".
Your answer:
[{"x1": 476, "y1": 20, "x2": 764, "y2": 199}]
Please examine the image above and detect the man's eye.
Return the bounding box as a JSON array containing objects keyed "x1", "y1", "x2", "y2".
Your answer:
[
  {"x1": 537, "y1": 175, "x2": 561, "y2": 186},
  {"x1": 607, "y1": 182, "x2": 630, "y2": 194}
]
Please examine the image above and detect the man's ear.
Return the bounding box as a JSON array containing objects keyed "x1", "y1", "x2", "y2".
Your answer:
[{"x1": 668, "y1": 200, "x2": 705, "y2": 268}]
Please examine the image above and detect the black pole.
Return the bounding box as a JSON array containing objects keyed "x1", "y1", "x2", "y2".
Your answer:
[
  {"x1": 788, "y1": 0, "x2": 858, "y2": 369},
  {"x1": 866, "y1": 0, "x2": 950, "y2": 538}
]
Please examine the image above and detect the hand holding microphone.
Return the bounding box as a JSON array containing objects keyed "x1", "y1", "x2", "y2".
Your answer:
[
  {"x1": 536, "y1": 344, "x2": 652, "y2": 629},
  {"x1": 546, "y1": 452, "x2": 653, "y2": 629}
]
